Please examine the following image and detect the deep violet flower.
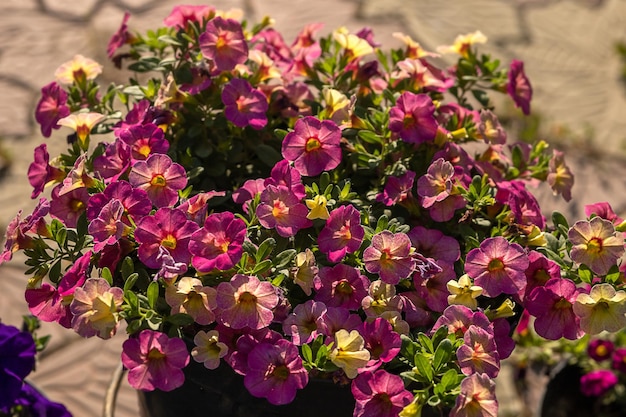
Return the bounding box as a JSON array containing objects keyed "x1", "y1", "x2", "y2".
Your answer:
[
  {"x1": 0, "y1": 322, "x2": 36, "y2": 410},
  {"x1": 121, "y1": 329, "x2": 190, "y2": 391},
  {"x1": 281, "y1": 116, "x2": 342, "y2": 177},
  {"x1": 221, "y1": 78, "x2": 268, "y2": 129},
  {"x1": 244, "y1": 339, "x2": 309, "y2": 405}
]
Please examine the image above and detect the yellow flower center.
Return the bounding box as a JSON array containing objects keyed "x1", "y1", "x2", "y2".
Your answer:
[
  {"x1": 596, "y1": 345, "x2": 608, "y2": 357},
  {"x1": 238, "y1": 291, "x2": 257, "y2": 305},
  {"x1": 272, "y1": 199, "x2": 288, "y2": 219},
  {"x1": 271, "y1": 364, "x2": 290, "y2": 381},
  {"x1": 403, "y1": 113, "x2": 415, "y2": 129},
  {"x1": 150, "y1": 174, "x2": 167, "y2": 187},
  {"x1": 216, "y1": 34, "x2": 228, "y2": 50},
  {"x1": 161, "y1": 234, "x2": 177, "y2": 250},
  {"x1": 587, "y1": 237, "x2": 604, "y2": 255},
  {"x1": 305, "y1": 137, "x2": 321, "y2": 152},
  {"x1": 487, "y1": 258, "x2": 504, "y2": 273},
  {"x1": 70, "y1": 199, "x2": 85, "y2": 212},
  {"x1": 138, "y1": 144, "x2": 152, "y2": 158},
  {"x1": 147, "y1": 348, "x2": 165, "y2": 361},
  {"x1": 335, "y1": 280, "x2": 354, "y2": 296}
]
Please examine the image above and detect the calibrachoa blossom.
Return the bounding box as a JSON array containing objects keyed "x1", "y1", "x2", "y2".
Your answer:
[
  {"x1": 315, "y1": 263, "x2": 370, "y2": 310},
  {"x1": 579, "y1": 369, "x2": 618, "y2": 397},
  {"x1": 588, "y1": 338, "x2": 614, "y2": 362},
  {"x1": 363, "y1": 231, "x2": 416, "y2": 284},
  {"x1": 573, "y1": 283, "x2": 626, "y2": 334},
  {"x1": 189, "y1": 211, "x2": 246, "y2": 272},
  {"x1": 165, "y1": 277, "x2": 217, "y2": 325},
  {"x1": 450, "y1": 373, "x2": 498, "y2": 417},
  {"x1": 465, "y1": 237, "x2": 528, "y2": 298},
  {"x1": 244, "y1": 339, "x2": 309, "y2": 405},
  {"x1": 318, "y1": 204, "x2": 364, "y2": 263},
  {"x1": 221, "y1": 78, "x2": 268, "y2": 129},
  {"x1": 35, "y1": 81, "x2": 70, "y2": 137},
  {"x1": 329, "y1": 329, "x2": 371, "y2": 379},
  {"x1": 121, "y1": 329, "x2": 190, "y2": 391},
  {"x1": 568, "y1": 216, "x2": 625, "y2": 276},
  {"x1": 70, "y1": 278, "x2": 124, "y2": 339},
  {"x1": 216, "y1": 274, "x2": 279, "y2": 329},
  {"x1": 456, "y1": 325, "x2": 500, "y2": 378},
  {"x1": 199, "y1": 16, "x2": 248, "y2": 71},
  {"x1": 192, "y1": 329, "x2": 228, "y2": 370},
  {"x1": 281, "y1": 116, "x2": 342, "y2": 176},
  {"x1": 389, "y1": 91, "x2": 438, "y2": 144},
  {"x1": 352, "y1": 370, "x2": 413, "y2": 417},
  {"x1": 256, "y1": 185, "x2": 312, "y2": 237},
  {"x1": 129, "y1": 153, "x2": 187, "y2": 208},
  {"x1": 507, "y1": 59, "x2": 532, "y2": 115}
]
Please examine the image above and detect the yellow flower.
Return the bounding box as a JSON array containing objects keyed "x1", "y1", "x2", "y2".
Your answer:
[
  {"x1": 333, "y1": 27, "x2": 373, "y2": 59},
  {"x1": 57, "y1": 112, "x2": 106, "y2": 149},
  {"x1": 392, "y1": 32, "x2": 437, "y2": 59},
  {"x1": 329, "y1": 329, "x2": 370, "y2": 379},
  {"x1": 437, "y1": 31, "x2": 487, "y2": 58},
  {"x1": 54, "y1": 54, "x2": 103, "y2": 85},
  {"x1": 573, "y1": 283, "x2": 626, "y2": 334},
  {"x1": 292, "y1": 248, "x2": 318, "y2": 295},
  {"x1": 447, "y1": 275, "x2": 483, "y2": 310},
  {"x1": 305, "y1": 194, "x2": 330, "y2": 220},
  {"x1": 248, "y1": 50, "x2": 282, "y2": 82}
]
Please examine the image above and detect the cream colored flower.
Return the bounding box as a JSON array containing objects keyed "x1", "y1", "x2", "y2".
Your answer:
[
  {"x1": 447, "y1": 275, "x2": 483, "y2": 310},
  {"x1": 437, "y1": 31, "x2": 487, "y2": 57},
  {"x1": 192, "y1": 330, "x2": 228, "y2": 370},
  {"x1": 57, "y1": 112, "x2": 106, "y2": 147},
  {"x1": 54, "y1": 54, "x2": 103, "y2": 85},
  {"x1": 333, "y1": 27, "x2": 373, "y2": 59},
  {"x1": 573, "y1": 283, "x2": 626, "y2": 334},
  {"x1": 329, "y1": 329, "x2": 370, "y2": 378}
]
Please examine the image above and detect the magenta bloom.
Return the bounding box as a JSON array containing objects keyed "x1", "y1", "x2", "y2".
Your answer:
[
  {"x1": 88, "y1": 199, "x2": 127, "y2": 252},
  {"x1": 318, "y1": 205, "x2": 364, "y2": 263},
  {"x1": 408, "y1": 226, "x2": 460, "y2": 263},
  {"x1": 199, "y1": 17, "x2": 248, "y2": 71},
  {"x1": 319, "y1": 306, "x2": 363, "y2": 340},
  {"x1": 256, "y1": 185, "x2": 312, "y2": 237},
  {"x1": 86, "y1": 180, "x2": 152, "y2": 226},
  {"x1": 363, "y1": 231, "x2": 415, "y2": 284},
  {"x1": 49, "y1": 185, "x2": 89, "y2": 228},
  {"x1": 611, "y1": 348, "x2": 626, "y2": 373},
  {"x1": 417, "y1": 158, "x2": 457, "y2": 208},
  {"x1": 92, "y1": 139, "x2": 132, "y2": 182},
  {"x1": 264, "y1": 159, "x2": 306, "y2": 199},
  {"x1": 119, "y1": 123, "x2": 169, "y2": 161},
  {"x1": 522, "y1": 251, "x2": 561, "y2": 300},
  {"x1": 585, "y1": 201, "x2": 623, "y2": 225},
  {"x1": 121, "y1": 329, "x2": 190, "y2": 392},
  {"x1": 129, "y1": 153, "x2": 187, "y2": 208},
  {"x1": 244, "y1": 339, "x2": 309, "y2": 405},
  {"x1": 431, "y1": 305, "x2": 492, "y2": 337},
  {"x1": 107, "y1": 12, "x2": 130, "y2": 58},
  {"x1": 587, "y1": 339, "x2": 614, "y2": 362},
  {"x1": 281, "y1": 116, "x2": 342, "y2": 177},
  {"x1": 457, "y1": 325, "x2": 500, "y2": 378},
  {"x1": 232, "y1": 178, "x2": 266, "y2": 213},
  {"x1": 163, "y1": 5, "x2": 213, "y2": 29},
  {"x1": 315, "y1": 263, "x2": 370, "y2": 311},
  {"x1": 525, "y1": 277, "x2": 584, "y2": 340},
  {"x1": 388, "y1": 91, "x2": 438, "y2": 144},
  {"x1": 216, "y1": 274, "x2": 279, "y2": 330},
  {"x1": 35, "y1": 81, "x2": 70, "y2": 137},
  {"x1": 450, "y1": 373, "x2": 498, "y2": 417},
  {"x1": 361, "y1": 318, "x2": 401, "y2": 371},
  {"x1": 221, "y1": 78, "x2": 268, "y2": 130},
  {"x1": 178, "y1": 191, "x2": 226, "y2": 225},
  {"x1": 465, "y1": 237, "x2": 529, "y2": 297},
  {"x1": 134, "y1": 207, "x2": 199, "y2": 269},
  {"x1": 282, "y1": 299, "x2": 326, "y2": 345},
  {"x1": 414, "y1": 259, "x2": 455, "y2": 312},
  {"x1": 507, "y1": 59, "x2": 532, "y2": 115},
  {"x1": 351, "y1": 369, "x2": 413, "y2": 417},
  {"x1": 580, "y1": 370, "x2": 617, "y2": 397},
  {"x1": 377, "y1": 171, "x2": 416, "y2": 206},
  {"x1": 28, "y1": 143, "x2": 63, "y2": 198},
  {"x1": 189, "y1": 211, "x2": 246, "y2": 272}
]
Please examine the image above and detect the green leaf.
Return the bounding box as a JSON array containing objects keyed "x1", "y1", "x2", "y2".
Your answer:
[
  {"x1": 605, "y1": 264, "x2": 622, "y2": 284},
  {"x1": 121, "y1": 256, "x2": 135, "y2": 280},
  {"x1": 147, "y1": 281, "x2": 160, "y2": 309},
  {"x1": 433, "y1": 339, "x2": 453, "y2": 372},
  {"x1": 413, "y1": 353, "x2": 434, "y2": 382},
  {"x1": 124, "y1": 272, "x2": 139, "y2": 292},
  {"x1": 417, "y1": 332, "x2": 434, "y2": 354},
  {"x1": 400, "y1": 334, "x2": 418, "y2": 363},
  {"x1": 251, "y1": 259, "x2": 273, "y2": 275},
  {"x1": 166, "y1": 314, "x2": 195, "y2": 326},
  {"x1": 577, "y1": 264, "x2": 593, "y2": 284},
  {"x1": 552, "y1": 211, "x2": 570, "y2": 230},
  {"x1": 255, "y1": 144, "x2": 282, "y2": 167},
  {"x1": 256, "y1": 238, "x2": 276, "y2": 262},
  {"x1": 274, "y1": 129, "x2": 288, "y2": 140},
  {"x1": 101, "y1": 267, "x2": 113, "y2": 286},
  {"x1": 357, "y1": 130, "x2": 382, "y2": 145},
  {"x1": 439, "y1": 369, "x2": 461, "y2": 391},
  {"x1": 301, "y1": 343, "x2": 313, "y2": 364},
  {"x1": 274, "y1": 249, "x2": 297, "y2": 270}
]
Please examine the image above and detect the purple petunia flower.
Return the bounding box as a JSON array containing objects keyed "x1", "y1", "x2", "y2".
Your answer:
[
  {"x1": 35, "y1": 81, "x2": 70, "y2": 138},
  {"x1": 49, "y1": 185, "x2": 89, "y2": 229},
  {"x1": 360, "y1": 318, "x2": 401, "y2": 372},
  {"x1": 457, "y1": 325, "x2": 500, "y2": 378},
  {"x1": 119, "y1": 123, "x2": 169, "y2": 161},
  {"x1": 221, "y1": 78, "x2": 268, "y2": 130},
  {"x1": 314, "y1": 263, "x2": 369, "y2": 311},
  {"x1": 28, "y1": 143, "x2": 64, "y2": 199},
  {"x1": 92, "y1": 138, "x2": 132, "y2": 183},
  {"x1": 256, "y1": 184, "x2": 311, "y2": 237},
  {"x1": 363, "y1": 231, "x2": 416, "y2": 284},
  {"x1": 388, "y1": 91, "x2": 438, "y2": 144},
  {"x1": 0, "y1": 323, "x2": 36, "y2": 410},
  {"x1": 121, "y1": 329, "x2": 190, "y2": 392},
  {"x1": 376, "y1": 170, "x2": 416, "y2": 206},
  {"x1": 107, "y1": 12, "x2": 130, "y2": 59},
  {"x1": 244, "y1": 339, "x2": 309, "y2": 405},
  {"x1": 507, "y1": 59, "x2": 532, "y2": 115},
  {"x1": 264, "y1": 159, "x2": 306, "y2": 199},
  {"x1": 318, "y1": 204, "x2": 364, "y2": 263},
  {"x1": 282, "y1": 299, "x2": 326, "y2": 346},
  {"x1": 88, "y1": 199, "x2": 127, "y2": 252},
  {"x1": 580, "y1": 369, "x2": 617, "y2": 397},
  {"x1": 163, "y1": 5, "x2": 213, "y2": 29},
  {"x1": 216, "y1": 274, "x2": 279, "y2": 330},
  {"x1": 86, "y1": 180, "x2": 152, "y2": 226},
  {"x1": 281, "y1": 116, "x2": 342, "y2": 177}
]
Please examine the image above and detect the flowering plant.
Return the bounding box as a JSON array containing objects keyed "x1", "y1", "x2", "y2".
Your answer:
[{"x1": 3, "y1": 3, "x2": 626, "y2": 416}]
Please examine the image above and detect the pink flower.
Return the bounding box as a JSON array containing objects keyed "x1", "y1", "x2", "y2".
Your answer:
[
  {"x1": 128, "y1": 153, "x2": 187, "y2": 208},
  {"x1": 547, "y1": 149, "x2": 574, "y2": 202},
  {"x1": 92, "y1": 139, "x2": 131, "y2": 182},
  {"x1": 611, "y1": 348, "x2": 626, "y2": 373},
  {"x1": 70, "y1": 278, "x2": 124, "y2": 339},
  {"x1": 587, "y1": 339, "x2": 614, "y2": 362},
  {"x1": 256, "y1": 185, "x2": 311, "y2": 238},
  {"x1": 507, "y1": 59, "x2": 532, "y2": 115},
  {"x1": 27, "y1": 143, "x2": 64, "y2": 198},
  {"x1": 388, "y1": 91, "x2": 438, "y2": 144},
  {"x1": 450, "y1": 373, "x2": 498, "y2": 417},
  {"x1": 431, "y1": 305, "x2": 492, "y2": 337},
  {"x1": 87, "y1": 199, "x2": 127, "y2": 252},
  {"x1": 580, "y1": 370, "x2": 617, "y2": 397},
  {"x1": 417, "y1": 158, "x2": 457, "y2": 208},
  {"x1": 35, "y1": 81, "x2": 70, "y2": 138},
  {"x1": 232, "y1": 178, "x2": 265, "y2": 213},
  {"x1": 351, "y1": 369, "x2": 413, "y2": 417},
  {"x1": 521, "y1": 251, "x2": 561, "y2": 301},
  {"x1": 525, "y1": 277, "x2": 584, "y2": 340},
  {"x1": 134, "y1": 207, "x2": 199, "y2": 269},
  {"x1": 376, "y1": 171, "x2": 416, "y2": 206},
  {"x1": 119, "y1": 123, "x2": 169, "y2": 161},
  {"x1": 585, "y1": 202, "x2": 623, "y2": 225},
  {"x1": 360, "y1": 318, "x2": 401, "y2": 371},
  {"x1": 165, "y1": 277, "x2": 217, "y2": 325},
  {"x1": 457, "y1": 325, "x2": 500, "y2": 378},
  {"x1": 221, "y1": 78, "x2": 268, "y2": 129},
  {"x1": 281, "y1": 116, "x2": 342, "y2": 177},
  {"x1": 49, "y1": 185, "x2": 89, "y2": 228},
  {"x1": 121, "y1": 329, "x2": 190, "y2": 392},
  {"x1": 0, "y1": 199, "x2": 49, "y2": 265},
  {"x1": 407, "y1": 225, "x2": 460, "y2": 263},
  {"x1": 315, "y1": 263, "x2": 369, "y2": 311},
  {"x1": 189, "y1": 211, "x2": 246, "y2": 273},
  {"x1": 264, "y1": 159, "x2": 306, "y2": 199},
  {"x1": 318, "y1": 205, "x2": 364, "y2": 263},
  {"x1": 282, "y1": 299, "x2": 326, "y2": 345},
  {"x1": 244, "y1": 339, "x2": 309, "y2": 405},
  {"x1": 163, "y1": 5, "x2": 213, "y2": 29},
  {"x1": 178, "y1": 191, "x2": 226, "y2": 225},
  {"x1": 216, "y1": 274, "x2": 279, "y2": 329},
  {"x1": 363, "y1": 231, "x2": 415, "y2": 284},
  {"x1": 86, "y1": 180, "x2": 152, "y2": 226},
  {"x1": 414, "y1": 260, "x2": 456, "y2": 312},
  {"x1": 465, "y1": 237, "x2": 529, "y2": 297},
  {"x1": 199, "y1": 17, "x2": 248, "y2": 71},
  {"x1": 107, "y1": 12, "x2": 130, "y2": 58}
]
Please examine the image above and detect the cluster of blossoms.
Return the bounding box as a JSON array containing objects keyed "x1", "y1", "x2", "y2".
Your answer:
[
  {"x1": 0, "y1": 318, "x2": 71, "y2": 417},
  {"x1": 3, "y1": 4, "x2": 626, "y2": 417}
]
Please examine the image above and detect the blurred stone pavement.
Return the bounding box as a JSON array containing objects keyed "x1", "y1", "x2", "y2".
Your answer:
[{"x1": 1, "y1": 0, "x2": 626, "y2": 416}]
